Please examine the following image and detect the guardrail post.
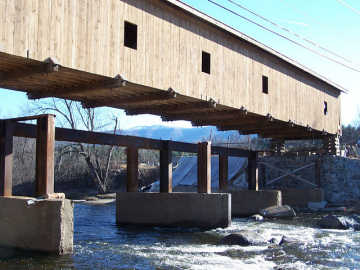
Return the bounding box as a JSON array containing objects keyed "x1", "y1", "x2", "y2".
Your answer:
[
  {"x1": 160, "y1": 140, "x2": 172, "y2": 193},
  {"x1": 0, "y1": 120, "x2": 14, "y2": 196},
  {"x1": 219, "y1": 153, "x2": 228, "y2": 191},
  {"x1": 36, "y1": 115, "x2": 55, "y2": 196},
  {"x1": 247, "y1": 151, "x2": 258, "y2": 191},
  {"x1": 127, "y1": 146, "x2": 138, "y2": 192},
  {"x1": 198, "y1": 141, "x2": 211, "y2": 193}
]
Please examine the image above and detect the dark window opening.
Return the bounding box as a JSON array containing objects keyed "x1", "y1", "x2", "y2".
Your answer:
[
  {"x1": 124, "y1": 21, "x2": 137, "y2": 50},
  {"x1": 262, "y1": 75, "x2": 268, "y2": 94},
  {"x1": 202, "y1": 51, "x2": 211, "y2": 74},
  {"x1": 324, "y1": 101, "x2": 328, "y2": 115}
]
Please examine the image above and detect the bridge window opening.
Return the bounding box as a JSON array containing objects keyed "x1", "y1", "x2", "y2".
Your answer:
[
  {"x1": 124, "y1": 21, "x2": 137, "y2": 50},
  {"x1": 262, "y1": 76, "x2": 268, "y2": 94},
  {"x1": 324, "y1": 101, "x2": 328, "y2": 115},
  {"x1": 202, "y1": 51, "x2": 211, "y2": 74}
]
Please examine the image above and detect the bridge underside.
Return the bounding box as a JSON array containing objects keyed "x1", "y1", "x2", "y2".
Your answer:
[{"x1": 0, "y1": 52, "x2": 327, "y2": 140}]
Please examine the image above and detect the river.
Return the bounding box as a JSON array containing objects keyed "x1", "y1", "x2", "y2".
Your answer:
[{"x1": 1, "y1": 203, "x2": 359, "y2": 270}]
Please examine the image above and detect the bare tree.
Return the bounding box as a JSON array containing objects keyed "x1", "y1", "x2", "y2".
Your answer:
[{"x1": 31, "y1": 98, "x2": 119, "y2": 193}]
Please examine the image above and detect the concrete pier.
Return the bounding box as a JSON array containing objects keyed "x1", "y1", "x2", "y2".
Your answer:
[
  {"x1": 281, "y1": 188, "x2": 324, "y2": 207},
  {"x1": 0, "y1": 196, "x2": 73, "y2": 254},
  {"x1": 116, "y1": 192, "x2": 231, "y2": 228},
  {"x1": 230, "y1": 190, "x2": 282, "y2": 217}
]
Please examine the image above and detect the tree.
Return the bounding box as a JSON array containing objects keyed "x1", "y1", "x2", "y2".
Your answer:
[{"x1": 31, "y1": 98, "x2": 120, "y2": 193}]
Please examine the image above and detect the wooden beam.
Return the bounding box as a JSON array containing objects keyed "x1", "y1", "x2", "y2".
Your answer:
[
  {"x1": 192, "y1": 117, "x2": 261, "y2": 127},
  {"x1": 219, "y1": 153, "x2": 228, "y2": 191},
  {"x1": 126, "y1": 146, "x2": 138, "y2": 192},
  {"x1": 82, "y1": 88, "x2": 177, "y2": 108},
  {"x1": 126, "y1": 100, "x2": 218, "y2": 116},
  {"x1": 160, "y1": 141, "x2": 172, "y2": 193},
  {"x1": 0, "y1": 57, "x2": 59, "y2": 85},
  {"x1": 197, "y1": 142, "x2": 211, "y2": 193},
  {"x1": 0, "y1": 121, "x2": 14, "y2": 196},
  {"x1": 315, "y1": 157, "x2": 321, "y2": 187},
  {"x1": 35, "y1": 115, "x2": 55, "y2": 196},
  {"x1": 247, "y1": 152, "x2": 258, "y2": 191},
  {"x1": 27, "y1": 74, "x2": 126, "y2": 100}
]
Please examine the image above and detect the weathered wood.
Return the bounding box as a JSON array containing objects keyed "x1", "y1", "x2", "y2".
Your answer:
[
  {"x1": 160, "y1": 141, "x2": 172, "y2": 193},
  {"x1": 35, "y1": 115, "x2": 55, "y2": 196},
  {"x1": 247, "y1": 152, "x2": 258, "y2": 191},
  {"x1": 219, "y1": 153, "x2": 228, "y2": 191},
  {"x1": 12, "y1": 122, "x2": 251, "y2": 156},
  {"x1": 127, "y1": 146, "x2": 138, "y2": 192},
  {"x1": 0, "y1": 121, "x2": 14, "y2": 196},
  {"x1": 315, "y1": 157, "x2": 322, "y2": 187},
  {"x1": 197, "y1": 142, "x2": 211, "y2": 193}
]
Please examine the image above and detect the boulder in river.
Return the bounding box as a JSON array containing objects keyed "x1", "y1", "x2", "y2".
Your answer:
[
  {"x1": 220, "y1": 231, "x2": 266, "y2": 246},
  {"x1": 318, "y1": 214, "x2": 360, "y2": 230},
  {"x1": 249, "y1": 214, "x2": 264, "y2": 221},
  {"x1": 259, "y1": 205, "x2": 296, "y2": 219}
]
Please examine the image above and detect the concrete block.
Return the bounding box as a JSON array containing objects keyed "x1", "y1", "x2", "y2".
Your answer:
[
  {"x1": 116, "y1": 192, "x2": 231, "y2": 228},
  {"x1": 281, "y1": 188, "x2": 324, "y2": 207},
  {"x1": 0, "y1": 196, "x2": 73, "y2": 255},
  {"x1": 230, "y1": 190, "x2": 281, "y2": 217}
]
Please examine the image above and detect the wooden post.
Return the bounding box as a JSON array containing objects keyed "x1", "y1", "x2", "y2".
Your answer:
[
  {"x1": 247, "y1": 151, "x2": 258, "y2": 191},
  {"x1": 0, "y1": 120, "x2": 14, "y2": 196},
  {"x1": 160, "y1": 141, "x2": 172, "y2": 193},
  {"x1": 198, "y1": 141, "x2": 211, "y2": 193},
  {"x1": 36, "y1": 115, "x2": 55, "y2": 196},
  {"x1": 127, "y1": 146, "x2": 138, "y2": 192},
  {"x1": 219, "y1": 153, "x2": 228, "y2": 191},
  {"x1": 315, "y1": 156, "x2": 321, "y2": 187}
]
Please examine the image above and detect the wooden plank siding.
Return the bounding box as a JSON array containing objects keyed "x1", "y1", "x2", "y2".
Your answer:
[{"x1": 0, "y1": 0, "x2": 341, "y2": 134}]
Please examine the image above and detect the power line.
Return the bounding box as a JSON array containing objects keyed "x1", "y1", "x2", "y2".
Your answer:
[
  {"x1": 336, "y1": 0, "x2": 360, "y2": 17},
  {"x1": 226, "y1": 0, "x2": 351, "y2": 63},
  {"x1": 207, "y1": 0, "x2": 360, "y2": 73}
]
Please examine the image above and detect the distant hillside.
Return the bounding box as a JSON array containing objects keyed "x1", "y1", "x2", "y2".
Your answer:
[{"x1": 120, "y1": 125, "x2": 239, "y2": 143}]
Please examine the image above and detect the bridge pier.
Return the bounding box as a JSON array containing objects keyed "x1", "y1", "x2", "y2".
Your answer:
[{"x1": 0, "y1": 115, "x2": 73, "y2": 255}]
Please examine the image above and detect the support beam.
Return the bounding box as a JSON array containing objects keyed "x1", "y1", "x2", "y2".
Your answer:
[
  {"x1": 82, "y1": 88, "x2": 177, "y2": 108},
  {"x1": 247, "y1": 152, "x2": 258, "y2": 191},
  {"x1": 27, "y1": 74, "x2": 126, "y2": 100},
  {"x1": 160, "y1": 141, "x2": 172, "y2": 193},
  {"x1": 127, "y1": 146, "x2": 139, "y2": 192},
  {"x1": 0, "y1": 121, "x2": 14, "y2": 196},
  {"x1": 315, "y1": 157, "x2": 322, "y2": 187},
  {"x1": 197, "y1": 142, "x2": 211, "y2": 193},
  {"x1": 36, "y1": 115, "x2": 55, "y2": 196},
  {"x1": 0, "y1": 57, "x2": 59, "y2": 85},
  {"x1": 219, "y1": 153, "x2": 228, "y2": 191}
]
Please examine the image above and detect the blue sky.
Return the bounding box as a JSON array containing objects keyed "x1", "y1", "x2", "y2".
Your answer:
[{"x1": 1, "y1": 0, "x2": 359, "y2": 128}]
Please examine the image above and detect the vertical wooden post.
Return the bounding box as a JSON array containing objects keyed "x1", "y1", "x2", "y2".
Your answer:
[
  {"x1": 247, "y1": 151, "x2": 258, "y2": 191},
  {"x1": 219, "y1": 153, "x2": 228, "y2": 191},
  {"x1": 198, "y1": 141, "x2": 211, "y2": 194},
  {"x1": 127, "y1": 146, "x2": 138, "y2": 192},
  {"x1": 0, "y1": 120, "x2": 14, "y2": 197},
  {"x1": 160, "y1": 140, "x2": 172, "y2": 193},
  {"x1": 36, "y1": 115, "x2": 55, "y2": 196},
  {"x1": 315, "y1": 156, "x2": 321, "y2": 187}
]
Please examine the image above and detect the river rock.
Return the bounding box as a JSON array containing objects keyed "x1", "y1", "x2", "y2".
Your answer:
[
  {"x1": 318, "y1": 215, "x2": 360, "y2": 230},
  {"x1": 259, "y1": 205, "x2": 296, "y2": 219},
  {"x1": 220, "y1": 231, "x2": 266, "y2": 246},
  {"x1": 249, "y1": 214, "x2": 264, "y2": 221}
]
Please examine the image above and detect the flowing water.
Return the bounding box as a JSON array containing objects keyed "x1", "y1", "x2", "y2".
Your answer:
[{"x1": 1, "y1": 203, "x2": 360, "y2": 270}]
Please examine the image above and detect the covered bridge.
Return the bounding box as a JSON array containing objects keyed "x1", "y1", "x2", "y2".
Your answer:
[{"x1": 0, "y1": 0, "x2": 343, "y2": 150}]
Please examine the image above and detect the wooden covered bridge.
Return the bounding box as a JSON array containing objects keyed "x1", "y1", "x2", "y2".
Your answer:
[{"x1": 0, "y1": 0, "x2": 343, "y2": 254}]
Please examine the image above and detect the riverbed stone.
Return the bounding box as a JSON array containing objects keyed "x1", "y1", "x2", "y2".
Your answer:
[
  {"x1": 220, "y1": 231, "x2": 265, "y2": 246},
  {"x1": 318, "y1": 215, "x2": 360, "y2": 230},
  {"x1": 259, "y1": 205, "x2": 296, "y2": 219}
]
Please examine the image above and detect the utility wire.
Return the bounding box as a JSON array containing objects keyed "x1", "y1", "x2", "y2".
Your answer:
[
  {"x1": 207, "y1": 0, "x2": 360, "y2": 73},
  {"x1": 226, "y1": 0, "x2": 351, "y2": 63},
  {"x1": 336, "y1": 0, "x2": 360, "y2": 17}
]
